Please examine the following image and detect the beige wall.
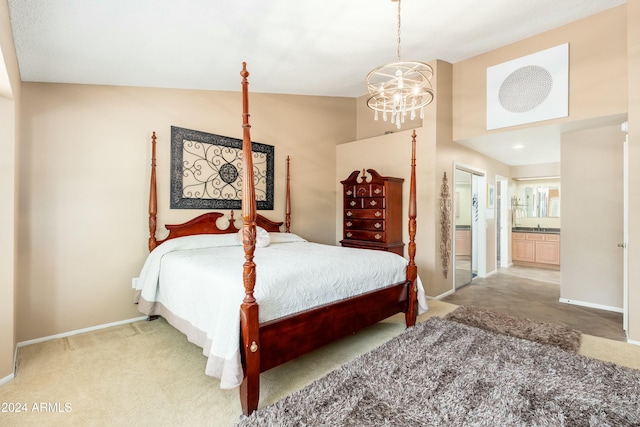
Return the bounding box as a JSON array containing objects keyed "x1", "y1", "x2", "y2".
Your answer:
[
  {"x1": 16, "y1": 82, "x2": 354, "y2": 342},
  {"x1": 511, "y1": 163, "x2": 560, "y2": 180},
  {"x1": 561, "y1": 125, "x2": 624, "y2": 309},
  {"x1": 627, "y1": 1, "x2": 640, "y2": 342},
  {"x1": 0, "y1": 97, "x2": 16, "y2": 381},
  {"x1": 0, "y1": 0, "x2": 20, "y2": 381},
  {"x1": 453, "y1": 5, "x2": 627, "y2": 142}
]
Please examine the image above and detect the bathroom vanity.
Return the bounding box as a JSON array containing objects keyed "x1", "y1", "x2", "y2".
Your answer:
[{"x1": 512, "y1": 228, "x2": 560, "y2": 269}]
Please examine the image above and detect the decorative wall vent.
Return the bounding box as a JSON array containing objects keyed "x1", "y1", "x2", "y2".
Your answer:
[{"x1": 487, "y1": 43, "x2": 568, "y2": 130}]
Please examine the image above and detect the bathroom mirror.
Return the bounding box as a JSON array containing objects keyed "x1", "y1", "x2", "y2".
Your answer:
[{"x1": 513, "y1": 182, "x2": 560, "y2": 218}]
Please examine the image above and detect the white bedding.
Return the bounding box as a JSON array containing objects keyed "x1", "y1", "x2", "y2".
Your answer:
[{"x1": 135, "y1": 232, "x2": 428, "y2": 389}]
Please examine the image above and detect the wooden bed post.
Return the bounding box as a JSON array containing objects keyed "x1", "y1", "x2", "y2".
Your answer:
[
  {"x1": 148, "y1": 131, "x2": 158, "y2": 252},
  {"x1": 285, "y1": 155, "x2": 291, "y2": 233},
  {"x1": 406, "y1": 130, "x2": 418, "y2": 327},
  {"x1": 238, "y1": 62, "x2": 261, "y2": 416}
]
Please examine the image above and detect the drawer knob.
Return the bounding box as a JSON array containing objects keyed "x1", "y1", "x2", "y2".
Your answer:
[
  {"x1": 346, "y1": 190, "x2": 352, "y2": 196},
  {"x1": 369, "y1": 200, "x2": 377, "y2": 206},
  {"x1": 346, "y1": 211, "x2": 353, "y2": 217},
  {"x1": 346, "y1": 221, "x2": 352, "y2": 227},
  {"x1": 375, "y1": 223, "x2": 381, "y2": 229},
  {"x1": 350, "y1": 201, "x2": 356, "y2": 206},
  {"x1": 375, "y1": 211, "x2": 382, "y2": 217},
  {"x1": 374, "y1": 188, "x2": 381, "y2": 195},
  {"x1": 375, "y1": 234, "x2": 381, "y2": 240},
  {"x1": 346, "y1": 232, "x2": 353, "y2": 238}
]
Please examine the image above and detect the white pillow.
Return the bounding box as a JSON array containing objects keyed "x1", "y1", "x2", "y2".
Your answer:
[
  {"x1": 236, "y1": 226, "x2": 271, "y2": 248},
  {"x1": 268, "y1": 232, "x2": 307, "y2": 244},
  {"x1": 157, "y1": 233, "x2": 241, "y2": 252}
]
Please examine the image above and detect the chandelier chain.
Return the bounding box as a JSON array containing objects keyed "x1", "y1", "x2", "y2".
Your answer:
[{"x1": 396, "y1": 0, "x2": 402, "y2": 61}]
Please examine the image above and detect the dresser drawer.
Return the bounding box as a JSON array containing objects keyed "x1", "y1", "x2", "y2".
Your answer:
[
  {"x1": 354, "y1": 184, "x2": 385, "y2": 198},
  {"x1": 344, "y1": 198, "x2": 385, "y2": 209},
  {"x1": 343, "y1": 230, "x2": 386, "y2": 242},
  {"x1": 344, "y1": 208, "x2": 385, "y2": 219},
  {"x1": 344, "y1": 186, "x2": 356, "y2": 198},
  {"x1": 344, "y1": 219, "x2": 385, "y2": 231},
  {"x1": 346, "y1": 198, "x2": 363, "y2": 208},
  {"x1": 362, "y1": 197, "x2": 385, "y2": 208}
]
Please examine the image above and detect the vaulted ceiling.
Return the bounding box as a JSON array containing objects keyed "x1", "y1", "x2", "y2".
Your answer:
[{"x1": 7, "y1": 0, "x2": 626, "y2": 165}]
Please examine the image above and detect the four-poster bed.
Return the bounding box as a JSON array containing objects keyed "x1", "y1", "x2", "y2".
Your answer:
[{"x1": 135, "y1": 63, "x2": 423, "y2": 416}]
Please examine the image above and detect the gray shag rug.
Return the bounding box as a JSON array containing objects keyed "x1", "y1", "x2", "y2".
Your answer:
[
  {"x1": 237, "y1": 317, "x2": 640, "y2": 426},
  {"x1": 444, "y1": 305, "x2": 582, "y2": 352}
]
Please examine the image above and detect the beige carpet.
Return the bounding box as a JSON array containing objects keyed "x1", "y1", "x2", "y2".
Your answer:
[{"x1": 1, "y1": 300, "x2": 638, "y2": 427}]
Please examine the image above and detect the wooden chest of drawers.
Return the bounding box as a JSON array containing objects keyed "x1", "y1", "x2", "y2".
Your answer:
[{"x1": 340, "y1": 169, "x2": 404, "y2": 256}]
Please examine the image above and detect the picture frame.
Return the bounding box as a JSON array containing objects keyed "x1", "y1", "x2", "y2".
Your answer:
[
  {"x1": 487, "y1": 183, "x2": 495, "y2": 209},
  {"x1": 170, "y1": 126, "x2": 274, "y2": 210}
]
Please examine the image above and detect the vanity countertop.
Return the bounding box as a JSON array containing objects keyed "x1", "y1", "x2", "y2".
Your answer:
[{"x1": 512, "y1": 227, "x2": 560, "y2": 234}]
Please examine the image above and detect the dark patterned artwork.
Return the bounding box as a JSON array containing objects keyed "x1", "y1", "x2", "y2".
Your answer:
[{"x1": 170, "y1": 126, "x2": 274, "y2": 210}]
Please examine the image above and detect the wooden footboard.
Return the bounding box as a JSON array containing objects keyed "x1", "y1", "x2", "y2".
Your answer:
[
  {"x1": 239, "y1": 279, "x2": 415, "y2": 414},
  {"x1": 257, "y1": 280, "x2": 412, "y2": 371}
]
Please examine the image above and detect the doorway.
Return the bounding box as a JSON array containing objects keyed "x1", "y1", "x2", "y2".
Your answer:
[
  {"x1": 496, "y1": 176, "x2": 509, "y2": 269},
  {"x1": 454, "y1": 166, "x2": 485, "y2": 289}
]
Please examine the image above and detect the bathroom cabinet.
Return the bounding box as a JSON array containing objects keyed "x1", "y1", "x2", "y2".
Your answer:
[{"x1": 512, "y1": 232, "x2": 560, "y2": 269}]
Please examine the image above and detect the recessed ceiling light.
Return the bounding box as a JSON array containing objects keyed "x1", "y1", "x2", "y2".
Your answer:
[{"x1": 512, "y1": 144, "x2": 524, "y2": 149}]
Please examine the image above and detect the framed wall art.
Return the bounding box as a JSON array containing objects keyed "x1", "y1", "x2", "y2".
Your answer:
[{"x1": 170, "y1": 126, "x2": 274, "y2": 210}]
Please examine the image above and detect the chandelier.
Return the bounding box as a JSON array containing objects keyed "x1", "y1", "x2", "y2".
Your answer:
[{"x1": 366, "y1": 0, "x2": 434, "y2": 129}]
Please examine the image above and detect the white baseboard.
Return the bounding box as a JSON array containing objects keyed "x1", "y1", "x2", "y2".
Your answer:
[
  {"x1": 558, "y1": 298, "x2": 623, "y2": 313},
  {"x1": 484, "y1": 269, "x2": 497, "y2": 278},
  {"x1": 627, "y1": 338, "x2": 640, "y2": 346},
  {"x1": 13, "y1": 342, "x2": 18, "y2": 374},
  {"x1": 17, "y1": 316, "x2": 148, "y2": 348},
  {"x1": 433, "y1": 289, "x2": 455, "y2": 300},
  {"x1": 0, "y1": 372, "x2": 14, "y2": 386}
]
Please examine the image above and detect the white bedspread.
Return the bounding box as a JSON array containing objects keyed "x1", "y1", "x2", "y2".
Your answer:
[{"x1": 135, "y1": 232, "x2": 428, "y2": 389}]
